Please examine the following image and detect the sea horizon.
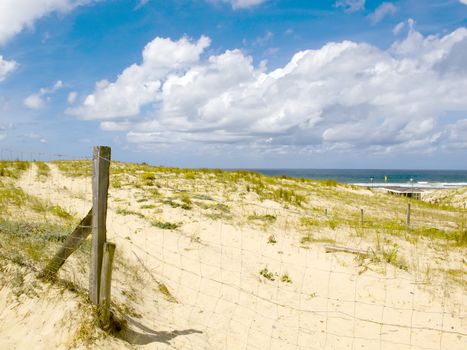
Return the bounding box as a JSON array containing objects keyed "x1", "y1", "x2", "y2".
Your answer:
[{"x1": 244, "y1": 168, "x2": 467, "y2": 187}]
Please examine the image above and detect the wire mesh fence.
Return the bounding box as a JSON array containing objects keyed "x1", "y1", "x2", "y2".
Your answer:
[{"x1": 0, "y1": 147, "x2": 465, "y2": 349}]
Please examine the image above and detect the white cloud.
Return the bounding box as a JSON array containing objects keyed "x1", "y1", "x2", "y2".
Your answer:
[
  {"x1": 212, "y1": 0, "x2": 267, "y2": 10},
  {"x1": 334, "y1": 0, "x2": 365, "y2": 13},
  {"x1": 70, "y1": 26, "x2": 467, "y2": 155},
  {"x1": 0, "y1": 56, "x2": 17, "y2": 81},
  {"x1": 393, "y1": 21, "x2": 405, "y2": 35},
  {"x1": 0, "y1": 0, "x2": 100, "y2": 46},
  {"x1": 136, "y1": 0, "x2": 150, "y2": 8},
  {"x1": 369, "y1": 2, "x2": 398, "y2": 24},
  {"x1": 68, "y1": 36, "x2": 210, "y2": 119},
  {"x1": 460, "y1": 0, "x2": 467, "y2": 5},
  {"x1": 67, "y1": 91, "x2": 78, "y2": 104},
  {"x1": 24, "y1": 80, "x2": 64, "y2": 109},
  {"x1": 24, "y1": 94, "x2": 46, "y2": 109},
  {"x1": 252, "y1": 31, "x2": 273, "y2": 46}
]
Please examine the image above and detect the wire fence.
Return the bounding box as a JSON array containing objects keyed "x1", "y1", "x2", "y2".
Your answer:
[{"x1": 0, "y1": 147, "x2": 465, "y2": 350}]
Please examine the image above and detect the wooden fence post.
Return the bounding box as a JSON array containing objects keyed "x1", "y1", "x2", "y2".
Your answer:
[
  {"x1": 406, "y1": 203, "x2": 411, "y2": 231},
  {"x1": 360, "y1": 209, "x2": 364, "y2": 227},
  {"x1": 89, "y1": 146, "x2": 111, "y2": 304},
  {"x1": 99, "y1": 242, "x2": 116, "y2": 330},
  {"x1": 41, "y1": 208, "x2": 92, "y2": 278}
]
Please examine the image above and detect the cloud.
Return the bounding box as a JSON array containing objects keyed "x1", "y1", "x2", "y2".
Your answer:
[
  {"x1": 393, "y1": 21, "x2": 405, "y2": 35},
  {"x1": 334, "y1": 0, "x2": 365, "y2": 13},
  {"x1": 67, "y1": 91, "x2": 78, "y2": 104},
  {"x1": 0, "y1": 56, "x2": 17, "y2": 81},
  {"x1": 460, "y1": 0, "x2": 467, "y2": 5},
  {"x1": 135, "y1": 0, "x2": 150, "y2": 9},
  {"x1": 0, "y1": 0, "x2": 100, "y2": 45},
  {"x1": 24, "y1": 80, "x2": 63, "y2": 109},
  {"x1": 67, "y1": 36, "x2": 210, "y2": 119},
  {"x1": 252, "y1": 31, "x2": 273, "y2": 46},
  {"x1": 211, "y1": 0, "x2": 267, "y2": 10},
  {"x1": 70, "y1": 26, "x2": 467, "y2": 156},
  {"x1": 369, "y1": 2, "x2": 398, "y2": 24}
]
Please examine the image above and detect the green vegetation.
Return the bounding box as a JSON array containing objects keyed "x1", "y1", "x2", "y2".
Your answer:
[
  {"x1": 0, "y1": 219, "x2": 81, "y2": 267},
  {"x1": 151, "y1": 219, "x2": 179, "y2": 230},
  {"x1": 140, "y1": 204, "x2": 157, "y2": 209},
  {"x1": 55, "y1": 160, "x2": 91, "y2": 177},
  {"x1": 180, "y1": 194, "x2": 192, "y2": 210},
  {"x1": 280, "y1": 273, "x2": 292, "y2": 283},
  {"x1": 51, "y1": 205, "x2": 73, "y2": 219},
  {"x1": 267, "y1": 234, "x2": 277, "y2": 244},
  {"x1": 300, "y1": 234, "x2": 335, "y2": 245},
  {"x1": 248, "y1": 213, "x2": 277, "y2": 223},
  {"x1": 259, "y1": 267, "x2": 275, "y2": 281},
  {"x1": 116, "y1": 207, "x2": 145, "y2": 219},
  {"x1": 140, "y1": 172, "x2": 155, "y2": 185},
  {"x1": 0, "y1": 160, "x2": 30, "y2": 178},
  {"x1": 36, "y1": 161, "x2": 50, "y2": 178},
  {"x1": 318, "y1": 179, "x2": 337, "y2": 187}
]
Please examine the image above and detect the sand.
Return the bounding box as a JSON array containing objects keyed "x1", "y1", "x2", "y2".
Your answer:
[{"x1": 0, "y1": 163, "x2": 465, "y2": 349}]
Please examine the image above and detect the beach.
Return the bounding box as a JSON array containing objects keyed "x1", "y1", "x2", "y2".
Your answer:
[{"x1": 0, "y1": 160, "x2": 466, "y2": 349}]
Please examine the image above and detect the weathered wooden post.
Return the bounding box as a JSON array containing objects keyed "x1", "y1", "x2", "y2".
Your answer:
[
  {"x1": 99, "y1": 242, "x2": 116, "y2": 329},
  {"x1": 89, "y1": 146, "x2": 111, "y2": 304},
  {"x1": 406, "y1": 203, "x2": 411, "y2": 231},
  {"x1": 360, "y1": 209, "x2": 364, "y2": 227},
  {"x1": 41, "y1": 209, "x2": 93, "y2": 278}
]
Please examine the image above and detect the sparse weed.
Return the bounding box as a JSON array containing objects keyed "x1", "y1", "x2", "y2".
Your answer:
[
  {"x1": 267, "y1": 234, "x2": 277, "y2": 244},
  {"x1": 248, "y1": 213, "x2": 276, "y2": 223},
  {"x1": 151, "y1": 219, "x2": 179, "y2": 230},
  {"x1": 259, "y1": 267, "x2": 275, "y2": 281},
  {"x1": 281, "y1": 273, "x2": 292, "y2": 283}
]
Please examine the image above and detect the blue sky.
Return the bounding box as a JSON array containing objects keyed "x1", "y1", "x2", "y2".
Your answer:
[{"x1": 0, "y1": 0, "x2": 466, "y2": 168}]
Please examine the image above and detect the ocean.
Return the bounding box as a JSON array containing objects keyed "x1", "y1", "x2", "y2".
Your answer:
[{"x1": 252, "y1": 169, "x2": 467, "y2": 188}]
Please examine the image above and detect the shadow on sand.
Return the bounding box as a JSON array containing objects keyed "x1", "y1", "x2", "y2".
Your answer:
[{"x1": 117, "y1": 316, "x2": 203, "y2": 346}]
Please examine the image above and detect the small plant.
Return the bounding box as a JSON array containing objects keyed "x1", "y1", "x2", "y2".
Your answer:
[
  {"x1": 140, "y1": 204, "x2": 157, "y2": 209},
  {"x1": 184, "y1": 172, "x2": 195, "y2": 180},
  {"x1": 110, "y1": 178, "x2": 122, "y2": 188},
  {"x1": 116, "y1": 207, "x2": 145, "y2": 218},
  {"x1": 190, "y1": 234, "x2": 201, "y2": 243},
  {"x1": 259, "y1": 267, "x2": 275, "y2": 281},
  {"x1": 319, "y1": 179, "x2": 337, "y2": 187},
  {"x1": 36, "y1": 161, "x2": 50, "y2": 178},
  {"x1": 140, "y1": 172, "x2": 155, "y2": 185},
  {"x1": 280, "y1": 273, "x2": 292, "y2": 283},
  {"x1": 300, "y1": 233, "x2": 335, "y2": 245},
  {"x1": 51, "y1": 205, "x2": 73, "y2": 220},
  {"x1": 301, "y1": 234, "x2": 313, "y2": 244},
  {"x1": 158, "y1": 283, "x2": 178, "y2": 303},
  {"x1": 180, "y1": 195, "x2": 192, "y2": 210},
  {"x1": 248, "y1": 213, "x2": 276, "y2": 223},
  {"x1": 381, "y1": 243, "x2": 408, "y2": 271},
  {"x1": 300, "y1": 217, "x2": 317, "y2": 227},
  {"x1": 267, "y1": 234, "x2": 277, "y2": 244},
  {"x1": 152, "y1": 220, "x2": 179, "y2": 230},
  {"x1": 328, "y1": 218, "x2": 338, "y2": 230},
  {"x1": 382, "y1": 243, "x2": 398, "y2": 264}
]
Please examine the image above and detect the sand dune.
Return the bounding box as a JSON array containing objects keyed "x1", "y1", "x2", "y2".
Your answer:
[{"x1": 0, "y1": 161, "x2": 465, "y2": 349}]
